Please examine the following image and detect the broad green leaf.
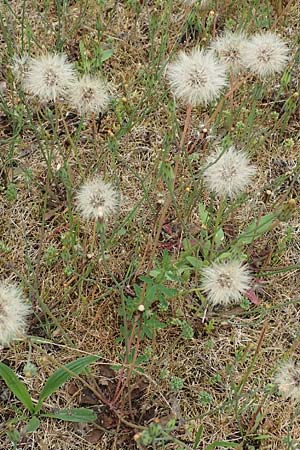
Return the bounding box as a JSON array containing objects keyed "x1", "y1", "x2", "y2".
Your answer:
[
  {"x1": 26, "y1": 416, "x2": 40, "y2": 432},
  {"x1": 41, "y1": 408, "x2": 96, "y2": 423},
  {"x1": 198, "y1": 202, "x2": 209, "y2": 224},
  {"x1": 0, "y1": 362, "x2": 34, "y2": 412},
  {"x1": 235, "y1": 213, "x2": 277, "y2": 245},
  {"x1": 205, "y1": 441, "x2": 239, "y2": 449},
  {"x1": 215, "y1": 227, "x2": 224, "y2": 247},
  {"x1": 100, "y1": 49, "x2": 113, "y2": 63},
  {"x1": 36, "y1": 355, "x2": 99, "y2": 412}
]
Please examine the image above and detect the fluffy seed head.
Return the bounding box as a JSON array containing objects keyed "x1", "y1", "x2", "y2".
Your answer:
[
  {"x1": 76, "y1": 176, "x2": 119, "y2": 221},
  {"x1": 23, "y1": 53, "x2": 76, "y2": 102},
  {"x1": 201, "y1": 261, "x2": 251, "y2": 306},
  {"x1": 241, "y1": 32, "x2": 289, "y2": 78},
  {"x1": 68, "y1": 75, "x2": 110, "y2": 115},
  {"x1": 275, "y1": 360, "x2": 300, "y2": 401},
  {"x1": 167, "y1": 48, "x2": 227, "y2": 106},
  {"x1": 203, "y1": 146, "x2": 256, "y2": 198},
  {"x1": 210, "y1": 31, "x2": 247, "y2": 73},
  {"x1": 0, "y1": 282, "x2": 31, "y2": 346},
  {"x1": 11, "y1": 54, "x2": 31, "y2": 83}
]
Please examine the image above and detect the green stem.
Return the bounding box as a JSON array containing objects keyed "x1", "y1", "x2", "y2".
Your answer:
[{"x1": 209, "y1": 196, "x2": 226, "y2": 260}]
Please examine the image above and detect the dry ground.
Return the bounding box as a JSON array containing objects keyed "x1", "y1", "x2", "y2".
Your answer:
[{"x1": 0, "y1": 0, "x2": 300, "y2": 449}]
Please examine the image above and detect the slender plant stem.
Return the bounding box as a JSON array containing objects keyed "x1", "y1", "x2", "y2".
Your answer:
[
  {"x1": 208, "y1": 195, "x2": 226, "y2": 260},
  {"x1": 112, "y1": 102, "x2": 193, "y2": 404}
]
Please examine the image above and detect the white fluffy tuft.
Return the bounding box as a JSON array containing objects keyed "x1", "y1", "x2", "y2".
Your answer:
[
  {"x1": 68, "y1": 75, "x2": 110, "y2": 115},
  {"x1": 201, "y1": 261, "x2": 251, "y2": 306},
  {"x1": 167, "y1": 48, "x2": 227, "y2": 106},
  {"x1": 23, "y1": 53, "x2": 76, "y2": 102},
  {"x1": 203, "y1": 146, "x2": 256, "y2": 198},
  {"x1": 76, "y1": 176, "x2": 119, "y2": 221},
  {"x1": 210, "y1": 31, "x2": 248, "y2": 73},
  {"x1": 0, "y1": 282, "x2": 31, "y2": 346},
  {"x1": 241, "y1": 32, "x2": 289, "y2": 78},
  {"x1": 275, "y1": 360, "x2": 300, "y2": 402}
]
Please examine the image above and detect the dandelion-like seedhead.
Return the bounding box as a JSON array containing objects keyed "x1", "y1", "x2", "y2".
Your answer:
[
  {"x1": 203, "y1": 146, "x2": 256, "y2": 198},
  {"x1": 11, "y1": 54, "x2": 31, "y2": 83},
  {"x1": 76, "y1": 176, "x2": 119, "y2": 221},
  {"x1": 0, "y1": 282, "x2": 31, "y2": 346},
  {"x1": 68, "y1": 75, "x2": 110, "y2": 115},
  {"x1": 23, "y1": 53, "x2": 76, "y2": 102},
  {"x1": 210, "y1": 31, "x2": 247, "y2": 73},
  {"x1": 201, "y1": 261, "x2": 251, "y2": 306},
  {"x1": 241, "y1": 32, "x2": 289, "y2": 78},
  {"x1": 275, "y1": 360, "x2": 300, "y2": 402},
  {"x1": 167, "y1": 48, "x2": 227, "y2": 106}
]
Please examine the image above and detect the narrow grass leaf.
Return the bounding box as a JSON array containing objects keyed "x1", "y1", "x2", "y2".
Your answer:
[
  {"x1": 235, "y1": 213, "x2": 277, "y2": 245},
  {"x1": 193, "y1": 424, "x2": 203, "y2": 449},
  {"x1": 36, "y1": 355, "x2": 99, "y2": 412},
  {"x1": 0, "y1": 362, "x2": 34, "y2": 412},
  {"x1": 41, "y1": 408, "x2": 97, "y2": 422}
]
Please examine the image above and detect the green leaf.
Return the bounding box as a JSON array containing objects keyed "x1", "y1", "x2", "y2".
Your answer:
[
  {"x1": 7, "y1": 429, "x2": 20, "y2": 446},
  {"x1": 215, "y1": 227, "x2": 224, "y2": 247},
  {"x1": 198, "y1": 202, "x2": 209, "y2": 224},
  {"x1": 0, "y1": 362, "x2": 34, "y2": 413},
  {"x1": 36, "y1": 355, "x2": 99, "y2": 413},
  {"x1": 41, "y1": 408, "x2": 97, "y2": 423},
  {"x1": 26, "y1": 416, "x2": 40, "y2": 432},
  {"x1": 193, "y1": 424, "x2": 203, "y2": 449},
  {"x1": 235, "y1": 213, "x2": 277, "y2": 245},
  {"x1": 100, "y1": 49, "x2": 113, "y2": 63},
  {"x1": 186, "y1": 256, "x2": 203, "y2": 270},
  {"x1": 205, "y1": 441, "x2": 239, "y2": 450}
]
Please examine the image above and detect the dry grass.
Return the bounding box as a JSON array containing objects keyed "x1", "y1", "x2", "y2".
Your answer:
[{"x1": 0, "y1": 0, "x2": 300, "y2": 449}]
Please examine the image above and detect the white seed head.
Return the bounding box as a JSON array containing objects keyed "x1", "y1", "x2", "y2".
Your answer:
[
  {"x1": 241, "y1": 32, "x2": 289, "y2": 78},
  {"x1": 167, "y1": 48, "x2": 227, "y2": 106},
  {"x1": 203, "y1": 146, "x2": 256, "y2": 198},
  {"x1": 201, "y1": 261, "x2": 251, "y2": 306},
  {"x1": 210, "y1": 31, "x2": 248, "y2": 73},
  {"x1": 68, "y1": 75, "x2": 110, "y2": 115},
  {"x1": 23, "y1": 53, "x2": 76, "y2": 102},
  {"x1": 275, "y1": 360, "x2": 300, "y2": 402},
  {"x1": 0, "y1": 282, "x2": 31, "y2": 346},
  {"x1": 76, "y1": 176, "x2": 119, "y2": 221},
  {"x1": 11, "y1": 54, "x2": 31, "y2": 83}
]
